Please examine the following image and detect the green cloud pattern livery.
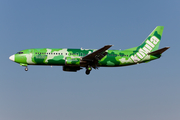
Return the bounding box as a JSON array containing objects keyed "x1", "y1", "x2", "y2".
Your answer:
[{"x1": 9, "y1": 26, "x2": 169, "y2": 75}]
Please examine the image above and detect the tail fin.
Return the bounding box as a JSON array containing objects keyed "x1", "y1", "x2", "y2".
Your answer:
[
  {"x1": 138, "y1": 26, "x2": 164, "y2": 52},
  {"x1": 129, "y1": 26, "x2": 165, "y2": 63}
]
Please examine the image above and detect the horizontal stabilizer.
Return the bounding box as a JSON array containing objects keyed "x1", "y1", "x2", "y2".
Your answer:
[{"x1": 148, "y1": 47, "x2": 170, "y2": 55}]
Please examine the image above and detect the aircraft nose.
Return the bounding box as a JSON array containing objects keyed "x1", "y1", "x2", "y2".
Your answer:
[{"x1": 9, "y1": 55, "x2": 15, "y2": 61}]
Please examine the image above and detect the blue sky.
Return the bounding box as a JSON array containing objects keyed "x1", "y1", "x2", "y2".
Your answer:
[{"x1": 0, "y1": 0, "x2": 180, "y2": 120}]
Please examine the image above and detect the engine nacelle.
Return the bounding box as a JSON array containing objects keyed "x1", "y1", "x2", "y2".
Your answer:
[
  {"x1": 65, "y1": 57, "x2": 80, "y2": 66},
  {"x1": 63, "y1": 66, "x2": 82, "y2": 72}
]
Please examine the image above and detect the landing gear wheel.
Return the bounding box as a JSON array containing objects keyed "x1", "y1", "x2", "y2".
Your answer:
[
  {"x1": 85, "y1": 65, "x2": 92, "y2": 75},
  {"x1": 86, "y1": 70, "x2": 90, "y2": 75},
  {"x1": 25, "y1": 67, "x2": 28, "y2": 71}
]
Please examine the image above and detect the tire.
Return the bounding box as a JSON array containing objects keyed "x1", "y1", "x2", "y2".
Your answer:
[
  {"x1": 85, "y1": 70, "x2": 90, "y2": 75},
  {"x1": 25, "y1": 67, "x2": 28, "y2": 71}
]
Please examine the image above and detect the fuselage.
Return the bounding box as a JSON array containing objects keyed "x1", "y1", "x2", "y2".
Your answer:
[{"x1": 9, "y1": 48, "x2": 160, "y2": 67}]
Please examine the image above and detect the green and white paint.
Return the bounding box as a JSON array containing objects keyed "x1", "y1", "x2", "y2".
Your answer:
[{"x1": 9, "y1": 26, "x2": 169, "y2": 75}]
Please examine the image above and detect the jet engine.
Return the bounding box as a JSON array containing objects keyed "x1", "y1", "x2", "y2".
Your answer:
[{"x1": 63, "y1": 66, "x2": 82, "y2": 72}]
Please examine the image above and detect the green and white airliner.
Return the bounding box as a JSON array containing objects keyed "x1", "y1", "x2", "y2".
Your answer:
[{"x1": 9, "y1": 26, "x2": 169, "y2": 75}]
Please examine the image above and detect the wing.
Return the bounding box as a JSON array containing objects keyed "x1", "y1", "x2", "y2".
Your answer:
[{"x1": 82, "y1": 45, "x2": 113, "y2": 61}]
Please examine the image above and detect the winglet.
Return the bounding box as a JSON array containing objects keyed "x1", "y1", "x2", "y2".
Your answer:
[{"x1": 148, "y1": 47, "x2": 170, "y2": 55}]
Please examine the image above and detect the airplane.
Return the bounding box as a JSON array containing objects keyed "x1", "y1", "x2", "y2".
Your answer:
[{"x1": 9, "y1": 26, "x2": 169, "y2": 75}]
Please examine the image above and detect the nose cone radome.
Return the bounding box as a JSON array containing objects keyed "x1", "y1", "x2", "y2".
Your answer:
[{"x1": 9, "y1": 55, "x2": 15, "y2": 61}]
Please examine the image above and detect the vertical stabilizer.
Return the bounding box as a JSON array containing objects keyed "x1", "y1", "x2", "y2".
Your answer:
[
  {"x1": 138, "y1": 26, "x2": 164, "y2": 52},
  {"x1": 129, "y1": 26, "x2": 164, "y2": 63}
]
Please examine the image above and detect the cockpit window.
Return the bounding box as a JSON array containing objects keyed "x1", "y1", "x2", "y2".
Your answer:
[{"x1": 16, "y1": 52, "x2": 23, "y2": 54}]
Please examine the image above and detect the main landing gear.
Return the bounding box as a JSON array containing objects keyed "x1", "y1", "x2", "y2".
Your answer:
[
  {"x1": 85, "y1": 65, "x2": 92, "y2": 75},
  {"x1": 25, "y1": 67, "x2": 28, "y2": 71}
]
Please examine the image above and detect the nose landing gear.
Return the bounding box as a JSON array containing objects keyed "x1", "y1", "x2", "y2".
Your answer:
[
  {"x1": 20, "y1": 63, "x2": 28, "y2": 71},
  {"x1": 25, "y1": 67, "x2": 28, "y2": 71}
]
